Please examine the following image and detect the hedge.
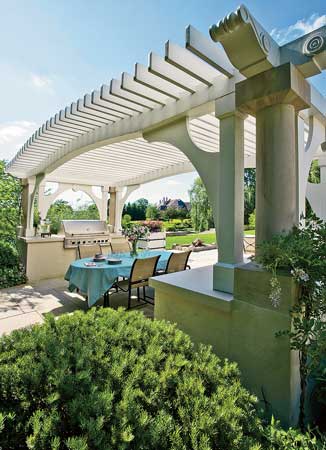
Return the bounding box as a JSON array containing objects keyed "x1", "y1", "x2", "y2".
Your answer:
[
  {"x1": 0, "y1": 308, "x2": 325, "y2": 449},
  {"x1": 0, "y1": 240, "x2": 26, "y2": 288}
]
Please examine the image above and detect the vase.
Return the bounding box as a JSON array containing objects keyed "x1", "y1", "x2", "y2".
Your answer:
[{"x1": 130, "y1": 240, "x2": 138, "y2": 257}]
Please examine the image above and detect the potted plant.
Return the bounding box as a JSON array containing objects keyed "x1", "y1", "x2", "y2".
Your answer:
[
  {"x1": 138, "y1": 221, "x2": 166, "y2": 250},
  {"x1": 122, "y1": 224, "x2": 149, "y2": 257}
]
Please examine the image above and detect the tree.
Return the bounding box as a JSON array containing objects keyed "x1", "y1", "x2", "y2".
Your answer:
[
  {"x1": 146, "y1": 204, "x2": 160, "y2": 220},
  {"x1": 244, "y1": 168, "x2": 256, "y2": 225},
  {"x1": 46, "y1": 200, "x2": 74, "y2": 234},
  {"x1": 0, "y1": 160, "x2": 22, "y2": 244},
  {"x1": 123, "y1": 198, "x2": 149, "y2": 220},
  {"x1": 74, "y1": 203, "x2": 99, "y2": 220},
  {"x1": 165, "y1": 207, "x2": 179, "y2": 220},
  {"x1": 189, "y1": 177, "x2": 213, "y2": 232},
  {"x1": 308, "y1": 160, "x2": 320, "y2": 184}
]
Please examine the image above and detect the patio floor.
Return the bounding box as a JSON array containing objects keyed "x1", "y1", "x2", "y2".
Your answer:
[{"x1": 0, "y1": 250, "x2": 219, "y2": 336}]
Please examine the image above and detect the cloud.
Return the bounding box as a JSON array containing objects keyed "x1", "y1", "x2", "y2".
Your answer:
[
  {"x1": 166, "y1": 179, "x2": 182, "y2": 186},
  {"x1": 30, "y1": 73, "x2": 54, "y2": 91},
  {"x1": 0, "y1": 121, "x2": 36, "y2": 160},
  {"x1": 271, "y1": 13, "x2": 326, "y2": 45}
]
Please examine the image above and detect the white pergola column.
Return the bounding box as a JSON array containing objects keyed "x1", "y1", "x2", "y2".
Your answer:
[
  {"x1": 236, "y1": 63, "x2": 311, "y2": 245},
  {"x1": 100, "y1": 186, "x2": 109, "y2": 221},
  {"x1": 306, "y1": 156, "x2": 326, "y2": 220},
  {"x1": 109, "y1": 185, "x2": 139, "y2": 233},
  {"x1": 108, "y1": 187, "x2": 117, "y2": 231},
  {"x1": 297, "y1": 114, "x2": 326, "y2": 220},
  {"x1": 213, "y1": 95, "x2": 245, "y2": 293},
  {"x1": 321, "y1": 160, "x2": 326, "y2": 183},
  {"x1": 256, "y1": 103, "x2": 298, "y2": 242},
  {"x1": 21, "y1": 174, "x2": 44, "y2": 237}
]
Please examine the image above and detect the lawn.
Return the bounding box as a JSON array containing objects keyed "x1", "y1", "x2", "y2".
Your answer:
[{"x1": 166, "y1": 230, "x2": 255, "y2": 249}]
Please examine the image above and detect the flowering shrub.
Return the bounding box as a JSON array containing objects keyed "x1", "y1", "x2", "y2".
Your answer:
[
  {"x1": 139, "y1": 220, "x2": 163, "y2": 232},
  {"x1": 255, "y1": 217, "x2": 326, "y2": 428}
]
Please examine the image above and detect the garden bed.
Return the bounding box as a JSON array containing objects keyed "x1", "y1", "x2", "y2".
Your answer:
[{"x1": 172, "y1": 242, "x2": 217, "y2": 252}]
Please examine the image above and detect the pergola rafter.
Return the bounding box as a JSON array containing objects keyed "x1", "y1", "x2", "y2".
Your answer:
[{"x1": 5, "y1": 5, "x2": 326, "y2": 246}]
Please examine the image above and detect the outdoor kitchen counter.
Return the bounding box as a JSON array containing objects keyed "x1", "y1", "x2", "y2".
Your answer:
[
  {"x1": 19, "y1": 235, "x2": 77, "y2": 282},
  {"x1": 18, "y1": 234, "x2": 135, "y2": 282},
  {"x1": 20, "y1": 235, "x2": 65, "y2": 243}
]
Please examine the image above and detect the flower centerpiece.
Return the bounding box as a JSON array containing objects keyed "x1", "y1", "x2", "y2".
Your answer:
[{"x1": 122, "y1": 224, "x2": 149, "y2": 257}]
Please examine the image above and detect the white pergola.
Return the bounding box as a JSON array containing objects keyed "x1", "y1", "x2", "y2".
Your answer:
[{"x1": 6, "y1": 5, "x2": 326, "y2": 292}]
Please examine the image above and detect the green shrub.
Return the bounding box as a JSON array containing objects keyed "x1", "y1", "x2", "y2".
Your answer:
[
  {"x1": 182, "y1": 218, "x2": 193, "y2": 228},
  {"x1": 1, "y1": 309, "x2": 325, "y2": 449},
  {"x1": 0, "y1": 308, "x2": 263, "y2": 450},
  {"x1": 0, "y1": 240, "x2": 20, "y2": 268},
  {"x1": 249, "y1": 210, "x2": 256, "y2": 229},
  {"x1": 260, "y1": 418, "x2": 326, "y2": 449},
  {"x1": 0, "y1": 240, "x2": 26, "y2": 288},
  {"x1": 122, "y1": 214, "x2": 132, "y2": 228},
  {"x1": 163, "y1": 222, "x2": 177, "y2": 231}
]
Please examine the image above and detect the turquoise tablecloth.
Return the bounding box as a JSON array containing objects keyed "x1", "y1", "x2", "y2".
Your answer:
[{"x1": 65, "y1": 250, "x2": 172, "y2": 307}]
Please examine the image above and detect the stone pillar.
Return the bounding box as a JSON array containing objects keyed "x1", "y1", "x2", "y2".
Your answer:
[
  {"x1": 214, "y1": 94, "x2": 245, "y2": 293},
  {"x1": 100, "y1": 186, "x2": 109, "y2": 221},
  {"x1": 320, "y1": 159, "x2": 326, "y2": 184},
  {"x1": 256, "y1": 104, "x2": 297, "y2": 243},
  {"x1": 108, "y1": 188, "x2": 117, "y2": 231},
  {"x1": 109, "y1": 185, "x2": 139, "y2": 233},
  {"x1": 21, "y1": 174, "x2": 44, "y2": 237},
  {"x1": 38, "y1": 182, "x2": 46, "y2": 220},
  {"x1": 236, "y1": 63, "x2": 311, "y2": 246},
  {"x1": 114, "y1": 189, "x2": 124, "y2": 233}
]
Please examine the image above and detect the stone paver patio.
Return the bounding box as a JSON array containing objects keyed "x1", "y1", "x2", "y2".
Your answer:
[{"x1": 0, "y1": 250, "x2": 218, "y2": 336}]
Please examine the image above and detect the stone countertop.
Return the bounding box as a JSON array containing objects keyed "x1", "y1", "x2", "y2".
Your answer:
[
  {"x1": 19, "y1": 235, "x2": 65, "y2": 243},
  {"x1": 150, "y1": 265, "x2": 233, "y2": 312}
]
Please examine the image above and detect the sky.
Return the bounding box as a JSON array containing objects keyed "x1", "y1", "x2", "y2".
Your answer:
[{"x1": 0, "y1": 0, "x2": 325, "y2": 207}]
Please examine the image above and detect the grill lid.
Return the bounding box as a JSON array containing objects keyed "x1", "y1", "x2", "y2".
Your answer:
[{"x1": 61, "y1": 220, "x2": 108, "y2": 236}]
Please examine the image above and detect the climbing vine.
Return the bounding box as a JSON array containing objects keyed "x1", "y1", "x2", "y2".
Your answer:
[{"x1": 254, "y1": 217, "x2": 326, "y2": 430}]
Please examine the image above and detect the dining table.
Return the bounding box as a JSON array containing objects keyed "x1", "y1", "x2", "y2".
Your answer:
[{"x1": 65, "y1": 249, "x2": 172, "y2": 307}]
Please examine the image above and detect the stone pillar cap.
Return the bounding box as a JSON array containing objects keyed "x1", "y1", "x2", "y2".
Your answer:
[{"x1": 236, "y1": 63, "x2": 311, "y2": 115}]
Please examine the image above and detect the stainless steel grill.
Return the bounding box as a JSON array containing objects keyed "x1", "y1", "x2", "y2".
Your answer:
[{"x1": 61, "y1": 220, "x2": 111, "y2": 249}]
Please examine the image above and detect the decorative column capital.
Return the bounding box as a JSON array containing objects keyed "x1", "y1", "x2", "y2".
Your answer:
[
  {"x1": 101, "y1": 185, "x2": 110, "y2": 193},
  {"x1": 215, "y1": 92, "x2": 247, "y2": 120},
  {"x1": 209, "y1": 4, "x2": 280, "y2": 78},
  {"x1": 235, "y1": 63, "x2": 311, "y2": 115}
]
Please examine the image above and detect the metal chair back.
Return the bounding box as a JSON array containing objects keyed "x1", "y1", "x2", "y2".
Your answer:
[
  {"x1": 243, "y1": 235, "x2": 255, "y2": 254},
  {"x1": 166, "y1": 250, "x2": 192, "y2": 274},
  {"x1": 78, "y1": 243, "x2": 102, "y2": 259},
  {"x1": 130, "y1": 255, "x2": 160, "y2": 288},
  {"x1": 111, "y1": 239, "x2": 130, "y2": 254}
]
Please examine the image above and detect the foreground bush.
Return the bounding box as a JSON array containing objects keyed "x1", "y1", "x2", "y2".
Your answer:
[
  {"x1": 0, "y1": 240, "x2": 26, "y2": 288},
  {"x1": 0, "y1": 309, "x2": 325, "y2": 449}
]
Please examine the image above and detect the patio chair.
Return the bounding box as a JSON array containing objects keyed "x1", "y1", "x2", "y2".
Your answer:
[
  {"x1": 78, "y1": 243, "x2": 102, "y2": 259},
  {"x1": 156, "y1": 250, "x2": 192, "y2": 275},
  {"x1": 243, "y1": 235, "x2": 255, "y2": 254},
  {"x1": 104, "y1": 255, "x2": 160, "y2": 309},
  {"x1": 110, "y1": 239, "x2": 131, "y2": 254}
]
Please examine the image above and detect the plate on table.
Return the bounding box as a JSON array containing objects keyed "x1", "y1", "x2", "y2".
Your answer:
[
  {"x1": 93, "y1": 256, "x2": 106, "y2": 262},
  {"x1": 107, "y1": 258, "x2": 122, "y2": 265}
]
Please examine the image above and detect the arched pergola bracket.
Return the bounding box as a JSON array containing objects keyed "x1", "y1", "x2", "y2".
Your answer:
[
  {"x1": 144, "y1": 117, "x2": 219, "y2": 229},
  {"x1": 108, "y1": 185, "x2": 140, "y2": 233},
  {"x1": 144, "y1": 101, "x2": 246, "y2": 294},
  {"x1": 38, "y1": 182, "x2": 108, "y2": 222}
]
